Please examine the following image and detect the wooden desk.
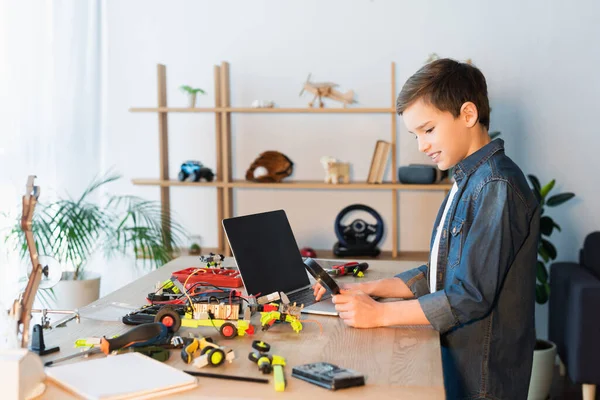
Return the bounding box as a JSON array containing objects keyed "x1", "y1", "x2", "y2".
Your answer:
[{"x1": 41, "y1": 257, "x2": 444, "y2": 399}]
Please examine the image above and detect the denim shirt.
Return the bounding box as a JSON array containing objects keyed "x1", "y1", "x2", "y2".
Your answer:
[{"x1": 396, "y1": 139, "x2": 540, "y2": 400}]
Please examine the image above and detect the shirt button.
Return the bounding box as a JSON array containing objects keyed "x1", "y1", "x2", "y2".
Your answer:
[{"x1": 452, "y1": 227, "x2": 457, "y2": 235}]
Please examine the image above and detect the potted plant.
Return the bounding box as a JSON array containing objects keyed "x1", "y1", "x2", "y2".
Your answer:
[
  {"x1": 527, "y1": 174, "x2": 575, "y2": 400},
  {"x1": 189, "y1": 243, "x2": 202, "y2": 256},
  {"x1": 180, "y1": 85, "x2": 206, "y2": 108},
  {"x1": 5, "y1": 172, "x2": 188, "y2": 309}
]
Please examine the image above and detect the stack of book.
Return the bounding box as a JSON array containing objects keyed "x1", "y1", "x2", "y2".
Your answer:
[{"x1": 367, "y1": 140, "x2": 391, "y2": 183}]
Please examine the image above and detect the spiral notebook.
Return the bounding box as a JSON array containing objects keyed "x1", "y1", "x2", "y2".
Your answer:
[{"x1": 45, "y1": 352, "x2": 198, "y2": 399}]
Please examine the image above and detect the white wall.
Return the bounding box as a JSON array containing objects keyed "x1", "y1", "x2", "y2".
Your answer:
[{"x1": 103, "y1": 1, "x2": 600, "y2": 335}]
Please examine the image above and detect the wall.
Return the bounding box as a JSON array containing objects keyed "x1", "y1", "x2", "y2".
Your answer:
[{"x1": 103, "y1": 1, "x2": 600, "y2": 336}]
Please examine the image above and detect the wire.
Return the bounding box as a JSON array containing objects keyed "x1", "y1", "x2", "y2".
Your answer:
[
  {"x1": 299, "y1": 319, "x2": 324, "y2": 335},
  {"x1": 182, "y1": 268, "x2": 204, "y2": 307},
  {"x1": 225, "y1": 289, "x2": 234, "y2": 319}
]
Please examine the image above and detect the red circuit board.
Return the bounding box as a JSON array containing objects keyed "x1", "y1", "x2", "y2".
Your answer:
[{"x1": 171, "y1": 267, "x2": 243, "y2": 288}]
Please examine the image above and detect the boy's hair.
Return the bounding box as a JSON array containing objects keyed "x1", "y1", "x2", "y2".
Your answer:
[{"x1": 396, "y1": 58, "x2": 490, "y2": 130}]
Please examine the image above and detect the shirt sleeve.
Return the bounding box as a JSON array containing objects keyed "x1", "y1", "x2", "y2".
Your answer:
[
  {"x1": 395, "y1": 264, "x2": 430, "y2": 298},
  {"x1": 417, "y1": 179, "x2": 529, "y2": 334}
]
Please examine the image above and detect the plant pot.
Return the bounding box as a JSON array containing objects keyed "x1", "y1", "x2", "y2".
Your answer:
[
  {"x1": 50, "y1": 272, "x2": 101, "y2": 310},
  {"x1": 188, "y1": 93, "x2": 197, "y2": 108},
  {"x1": 528, "y1": 339, "x2": 557, "y2": 400}
]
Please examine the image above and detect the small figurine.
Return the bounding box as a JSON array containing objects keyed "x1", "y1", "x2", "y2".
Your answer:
[
  {"x1": 178, "y1": 161, "x2": 214, "y2": 182},
  {"x1": 199, "y1": 252, "x2": 225, "y2": 268},
  {"x1": 299, "y1": 74, "x2": 356, "y2": 108},
  {"x1": 253, "y1": 291, "x2": 304, "y2": 333},
  {"x1": 320, "y1": 156, "x2": 350, "y2": 184}
]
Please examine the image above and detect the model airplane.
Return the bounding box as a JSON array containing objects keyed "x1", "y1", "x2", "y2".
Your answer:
[{"x1": 299, "y1": 74, "x2": 356, "y2": 108}]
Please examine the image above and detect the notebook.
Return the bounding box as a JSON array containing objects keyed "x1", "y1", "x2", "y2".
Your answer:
[
  {"x1": 45, "y1": 352, "x2": 198, "y2": 399},
  {"x1": 222, "y1": 209, "x2": 338, "y2": 316}
]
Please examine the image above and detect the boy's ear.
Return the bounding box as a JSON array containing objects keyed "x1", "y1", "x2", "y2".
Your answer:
[{"x1": 460, "y1": 102, "x2": 479, "y2": 128}]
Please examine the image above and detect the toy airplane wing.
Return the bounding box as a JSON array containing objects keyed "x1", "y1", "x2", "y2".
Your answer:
[{"x1": 310, "y1": 82, "x2": 339, "y2": 88}]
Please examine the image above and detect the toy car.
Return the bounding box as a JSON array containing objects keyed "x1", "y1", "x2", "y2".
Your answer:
[
  {"x1": 123, "y1": 301, "x2": 254, "y2": 339},
  {"x1": 178, "y1": 160, "x2": 215, "y2": 182}
]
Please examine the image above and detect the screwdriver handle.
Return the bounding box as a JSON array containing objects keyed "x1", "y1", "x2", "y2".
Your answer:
[
  {"x1": 100, "y1": 323, "x2": 167, "y2": 355},
  {"x1": 273, "y1": 364, "x2": 286, "y2": 392}
]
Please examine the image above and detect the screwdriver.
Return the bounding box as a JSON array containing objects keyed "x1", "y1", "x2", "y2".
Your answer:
[
  {"x1": 326, "y1": 262, "x2": 369, "y2": 277},
  {"x1": 45, "y1": 323, "x2": 169, "y2": 367},
  {"x1": 44, "y1": 347, "x2": 101, "y2": 367},
  {"x1": 100, "y1": 322, "x2": 169, "y2": 355}
]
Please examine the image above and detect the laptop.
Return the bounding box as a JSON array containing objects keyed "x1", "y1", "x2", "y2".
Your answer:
[{"x1": 222, "y1": 209, "x2": 338, "y2": 316}]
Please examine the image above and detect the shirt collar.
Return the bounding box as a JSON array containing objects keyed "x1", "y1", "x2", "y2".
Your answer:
[{"x1": 453, "y1": 139, "x2": 504, "y2": 182}]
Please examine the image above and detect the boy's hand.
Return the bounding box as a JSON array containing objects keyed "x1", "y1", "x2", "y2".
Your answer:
[
  {"x1": 312, "y1": 282, "x2": 362, "y2": 301},
  {"x1": 332, "y1": 289, "x2": 383, "y2": 328}
]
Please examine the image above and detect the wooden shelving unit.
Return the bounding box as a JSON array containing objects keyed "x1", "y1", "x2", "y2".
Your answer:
[{"x1": 130, "y1": 62, "x2": 452, "y2": 259}]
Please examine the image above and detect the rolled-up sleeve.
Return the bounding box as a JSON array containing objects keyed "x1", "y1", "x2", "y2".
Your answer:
[
  {"x1": 417, "y1": 180, "x2": 527, "y2": 334},
  {"x1": 395, "y1": 264, "x2": 430, "y2": 298}
]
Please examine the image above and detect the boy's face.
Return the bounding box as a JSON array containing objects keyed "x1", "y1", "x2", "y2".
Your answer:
[{"x1": 402, "y1": 99, "x2": 480, "y2": 171}]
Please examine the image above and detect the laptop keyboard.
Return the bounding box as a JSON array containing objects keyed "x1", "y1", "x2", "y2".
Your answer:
[{"x1": 287, "y1": 288, "x2": 331, "y2": 307}]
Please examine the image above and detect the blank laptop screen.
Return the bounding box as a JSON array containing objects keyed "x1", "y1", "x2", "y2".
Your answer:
[{"x1": 222, "y1": 210, "x2": 310, "y2": 296}]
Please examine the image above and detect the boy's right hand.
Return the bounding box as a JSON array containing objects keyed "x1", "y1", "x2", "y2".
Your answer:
[{"x1": 313, "y1": 281, "x2": 362, "y2": 301}]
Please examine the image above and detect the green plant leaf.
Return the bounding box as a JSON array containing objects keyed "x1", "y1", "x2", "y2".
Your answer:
[
  {"x1": 540, "y1": 239, "x2": 557, "y2": 260},
  {"x1": 7, "y1": 172, "x2": 189, "y2": 280},
  {"x1": 538, "y1": 245, "x2": 550, "y2": 263},
  {"x1": 552, "y1": 221, "x2": 561, "y2": 232},
  {"x1": 535, "y1": 283, "x2": 549, "y2": 304},
  {"x1": 527, "y1": 175, "x2": 542, "y2": 203},
  {"x1": 540, "y1": 216, "x2": 554, "y2": 237},
  {"x1": 547, "y1": 193, "x2": 575, "y2": 207},
  {"x1": 536, "y1": 261, "x2": 548, "y2": 284},
  {"x1": 540, "y1": 179, "x2": 555, "y2": 199}
]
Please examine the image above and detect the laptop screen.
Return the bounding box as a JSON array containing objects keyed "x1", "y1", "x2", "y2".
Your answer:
[{"x1": 222, "y1": 210, "x2": 311, "y2": 296}]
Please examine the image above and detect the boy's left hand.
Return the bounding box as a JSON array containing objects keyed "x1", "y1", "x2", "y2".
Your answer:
[{"x1": 332, "y1": 289, "x2": 383, "y2": 328}]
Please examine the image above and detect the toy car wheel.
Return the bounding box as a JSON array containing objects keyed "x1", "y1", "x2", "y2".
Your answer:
[
  {"x1": 178, "y1": 171, "x2": 187, "y2": 182},
  {"x1": 154, "y1": 307, "x2": 181, "y2": 333},
  {"x1": 192, "y1": 170, "x2": 201, "y2": 182},
  {"x1": 248, "y1": 351, "x2": 260, "y2": 363},
  {"x1": 200, "y1": 346, "x2": 212, "y2": 356},
  {"x1": 199, "y1": 168, "x2": 214, "y2": 182},
  {"x1": 252, "y1": 340, "x2": 270, "y2": 353},
  {"x1": 206, "y1": 348, "x2": 226, "y2": 367},
  {"x1": 220, "y1": 322, "x2": 237, "y2": 339}
]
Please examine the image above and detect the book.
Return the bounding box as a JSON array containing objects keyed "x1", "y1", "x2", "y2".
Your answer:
[
  {"x1": 45, "y1": 352, "x2": 198, "y2": 399},
  {"x1": 367, "y1": 140, "x2": 391, "y2": 183}
]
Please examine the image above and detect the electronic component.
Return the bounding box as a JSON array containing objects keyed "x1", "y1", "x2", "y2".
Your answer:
[{"x1": 291, "y1": 362, "x2": 365, "y2": 391}]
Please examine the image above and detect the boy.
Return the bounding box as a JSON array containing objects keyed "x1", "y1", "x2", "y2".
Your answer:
[{"x1": 314, "y1": 58, "x2": 540, "y2": 399}]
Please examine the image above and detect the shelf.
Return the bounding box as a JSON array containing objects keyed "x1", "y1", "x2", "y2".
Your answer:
[
  {"x1": 132, "y1": 179, "x2": 452, "y2": 191},
  {"x1": 222, "y1": 107, "x2": 394, "y2": 114},
  {"x1": 129, "y1": 107, "x2": 395, "y2": 114},
  {"x1": 132, "y1": 62, "x2": 438, "y2": 259},
  {"x1": 130, "y1": 107, "x2": 220, "y2": 113},
  {"x1": 132, "y1": 179, "x2": 223, "y2": 187},
  {"x1": 173, "y1": 248, "x2": 428, "y2": 262},
  {"x1": 228, "y1": 180, "x2": 453, "y2": 191},
  {"x1": 310, "y1": 249, "x2": 429, "y2": 262}
]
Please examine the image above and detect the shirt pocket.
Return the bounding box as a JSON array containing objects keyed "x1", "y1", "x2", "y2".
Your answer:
[{"x1": 448, "y1": 217, "x2": 465, "y2": 269}]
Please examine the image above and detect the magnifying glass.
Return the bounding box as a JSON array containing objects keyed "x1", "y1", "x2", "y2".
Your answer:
[{"x1": 303, "y1": 258, "x2": 340, "y2": 295}]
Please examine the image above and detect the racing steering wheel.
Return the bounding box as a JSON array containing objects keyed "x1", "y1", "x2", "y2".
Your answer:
[{"x1": 333, "y1": 204, "x2": 384, "y2": 257}]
